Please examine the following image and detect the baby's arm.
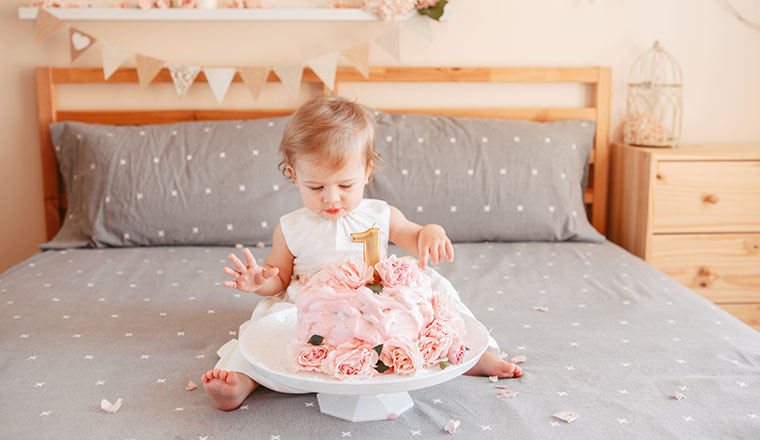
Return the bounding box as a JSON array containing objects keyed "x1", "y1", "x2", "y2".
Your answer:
[
  {"x1": 222, "y1": 223, "x2": 294, "y2": 297},
  {"x1": 388, "y1": 205, "x2": 454, "y2": 270}
]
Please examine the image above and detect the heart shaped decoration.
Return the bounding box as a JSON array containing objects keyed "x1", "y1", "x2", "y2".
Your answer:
[{"x1": 72, "y1": 32, "x2": 91, "y2": 50}]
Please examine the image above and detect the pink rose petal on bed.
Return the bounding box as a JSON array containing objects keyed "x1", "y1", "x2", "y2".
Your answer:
[
  {"x1": 670, "y1": 391, "x2": 685, "y2": 400},
  {"x1": 497, "y1": 389, "x2": 518, "y2": 399},
  {"x1": 488, "y1": 375, "x2": 499, "y2": 382},
  {"x1": 495, "y1": 385, "x2": 508, "y2": 389},
  {"x1": 235, "y1": 243, "x2": 244, "y2": 249},
  {"x1": 443, "y1": 419, "x2": 460, "y2": 434},
  {"x1": 101, "y1": 398, "x2": 122, "y2": 414},
  {"x1": 387, "y1": 413, "x2": 398, "y2": 420},
  {"x1": 510, "y1": 355, "x2": 527, "y2": 364},
  {"x1": 255, "y1": 241, "x2": 265, "y2": 248},
  {"x1": 533, "y1": 306, "x2": 549, "y2": 312},
  {"x1": 553, "y1": 411, "x2": 579, "y2": 423},
  {"x1": 185, "y1": 380, "x2": 197, "y2": 391}
]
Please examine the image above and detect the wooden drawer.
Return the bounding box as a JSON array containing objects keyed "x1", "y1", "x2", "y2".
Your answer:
[
  {"x1": 718, "y1": 304, "x2": 760, "y2": 332},
  {"x1": 649, "y1": 233, "x2": 760, "y2": 304},
  {"x1": 652, "y1": 161, "x2": 760, "y2": 233}
]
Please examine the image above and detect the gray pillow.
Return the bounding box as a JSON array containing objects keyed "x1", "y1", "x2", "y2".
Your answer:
[
  {"x1": 43, "y1": 119, "x2": 302, "y2": 248},
  {"x1": 366, "y1": 111, "x2": 604, "y2": 243}
]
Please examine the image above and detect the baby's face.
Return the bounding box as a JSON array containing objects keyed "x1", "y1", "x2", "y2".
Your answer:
[{"x1": 288, "y1": 151, "x2": 371, "y2": 220}]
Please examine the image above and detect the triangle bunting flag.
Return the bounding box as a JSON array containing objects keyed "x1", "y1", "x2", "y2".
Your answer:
[
  {"x1": 273, "y1": 63, "x2": 304, "y2": 98},
  {"x1": 69, "y1": 27, "x2": 97, "y2": 62},
  {"x1": 168, "y1": 63, "x2": 201, "y2": 98},
  {"x1": 403, "y1": 13, "x2": 432, "y2": 42},
  {"x1": 36, "y1": 9, "x2": 66, "y2": 42},
  {"x1": 341, "y1": 43, "x2": 370, "y2": 79},
  {"x1": 307, "y1": 53, "x2": 339, "y2": 91},
  {"x1": 135, "y1": 54, "x2": 165, "y2": 87},
  {"x1": 101, "y1": 41, "x2": 132, "y2": 80},
  {"x1": 203, "y1": 67, "x2": 237, "y2": 104},
  {"x1": 239, "y1": 67, "x2": 270, "y2": 101},
  {"x1": 374, "y1": 26, "x2": 401, "y2": 62}
]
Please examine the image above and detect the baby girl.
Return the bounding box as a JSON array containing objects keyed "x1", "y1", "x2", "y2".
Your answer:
[{"x1": 202, "y1": 95, "x2": 522, "y2": 410}]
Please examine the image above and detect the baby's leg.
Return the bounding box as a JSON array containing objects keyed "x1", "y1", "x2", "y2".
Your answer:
[
  {"x1": 201, "y1": 369, "x2": 258, "y2": 411},
  {"x1": 464, "y1": 351, "x2": 522, "y2": 378}
]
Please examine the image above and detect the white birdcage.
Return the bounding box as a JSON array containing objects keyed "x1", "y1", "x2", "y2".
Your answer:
[{"x1": 623, "y1": 41, "x2": 683, "y2": 148}]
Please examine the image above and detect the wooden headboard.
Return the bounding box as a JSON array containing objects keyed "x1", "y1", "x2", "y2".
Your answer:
[{"x1": 36, "y1": 66, "x2": 611, "y2": 241}]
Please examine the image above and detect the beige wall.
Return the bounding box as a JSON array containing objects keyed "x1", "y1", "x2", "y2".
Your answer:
[{"x1": 2, "y1": 0, "x2": 759, "y2": 273}]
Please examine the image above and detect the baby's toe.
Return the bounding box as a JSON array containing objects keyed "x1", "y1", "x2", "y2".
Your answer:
[
  {"x1": 201, "y1": 370, "x2": 214, "y2": 382},
  {"x1": 512, "y1": 364, "x2": 523, "y2": 378},
  {"x1": 500, "y1": 362, "x2": 520, "y2": 378}
]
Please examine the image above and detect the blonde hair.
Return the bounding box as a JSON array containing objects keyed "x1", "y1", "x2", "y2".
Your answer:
[{"x1": 278, "y1": 94, "x2": 380, "y2": 181}]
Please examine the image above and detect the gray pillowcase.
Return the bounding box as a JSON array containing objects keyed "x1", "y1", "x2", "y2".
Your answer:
[
  {"x1": 43, "y1": 111, "x2": 602, "y2": 249},
  {"x1": 367, "y1": 111, "x2": 604, "y2": 243},
  {"x1": 43, "y1": 119, "x2": 302, "y2": 248}
]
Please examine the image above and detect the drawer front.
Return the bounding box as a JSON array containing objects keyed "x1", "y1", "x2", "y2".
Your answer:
[
  {"x1": 718, "y1": 304, "x2": 760, "y2": 333},
  {"x1": 652, "y1": 161, "x2": 760, "y2": 233},
  {"x1": 649, "y1": 234, "x2": 760, "y2": 303}
]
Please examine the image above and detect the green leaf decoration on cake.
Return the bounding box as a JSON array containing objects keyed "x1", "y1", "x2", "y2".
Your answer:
[
  {"x1": 373, "y1": 344, "x2": 383, "y2": 356},
  {"x1": 375, "y1": 359, "x2": 390, "y2": 373},
  {"x1": 308, "y1": 334, "x2": 324, "y2": 345},
  {"x1": 367, "y1": 282, "x2": 384, "y2": 294},
  {"x1": 417, "y1": 0, "x2": 448, "y2": 21},
  {"x1": 439, "y1": 361, "x2": 450, "y2": 369}
]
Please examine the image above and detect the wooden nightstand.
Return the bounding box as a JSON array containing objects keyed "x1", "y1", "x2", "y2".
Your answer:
[{"x1": 608, "y1": 143, "x2": 760, "y2": 332}]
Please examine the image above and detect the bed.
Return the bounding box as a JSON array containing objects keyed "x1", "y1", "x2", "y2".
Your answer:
[{"x1": 2, "y1": 66, "x2": 758, "y2": 439}]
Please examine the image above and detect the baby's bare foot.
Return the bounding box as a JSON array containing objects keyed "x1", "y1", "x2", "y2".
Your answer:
[
  {"x1": 201, "y1": 369, "x2": 258, "y2": 411},
  {"x1": 464, "y1": 351, "x2": 523, "y2": 378}
]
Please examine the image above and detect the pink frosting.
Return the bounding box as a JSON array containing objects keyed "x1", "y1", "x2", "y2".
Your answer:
[{"x1": 291, "y1": 255, "x2": 466, "y2": 378}]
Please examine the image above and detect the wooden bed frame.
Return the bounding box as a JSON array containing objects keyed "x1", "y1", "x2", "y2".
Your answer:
[{"x1": 36, "y1": 66, "x2": 611, "y2": 241}]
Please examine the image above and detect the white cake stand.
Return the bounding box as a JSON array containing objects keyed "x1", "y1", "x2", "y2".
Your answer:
[{"x1": 239, "y1": 308, "x2": 489, "y2": 422}]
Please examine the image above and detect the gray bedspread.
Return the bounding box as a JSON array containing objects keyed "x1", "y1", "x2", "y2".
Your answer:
[{"x1": 1, "y1": 241, "x2": 759, "y2": 439}]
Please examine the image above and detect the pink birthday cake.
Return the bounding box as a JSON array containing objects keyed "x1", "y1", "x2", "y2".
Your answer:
[{"x1": 287, "y1": 255, "x2": 467, "y2": 380}]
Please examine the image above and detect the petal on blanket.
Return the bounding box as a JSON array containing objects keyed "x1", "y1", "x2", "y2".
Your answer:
[
  {"x1": 553, "y1": 411, "x2": 579, "y2": 423},
  {"x1": 101, "y1": 398, "x2": 123, "y2": 414},
  {"x1": 443, "y1": 419, "x2": 461, "y2": 434}
]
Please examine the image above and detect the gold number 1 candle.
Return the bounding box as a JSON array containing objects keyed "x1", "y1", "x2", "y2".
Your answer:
[{"x1": 350, "y1": 227, "x2": 381, "y2": 278}]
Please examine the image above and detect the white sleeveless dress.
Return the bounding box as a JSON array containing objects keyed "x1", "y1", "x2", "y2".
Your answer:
[{"x1": 214, "y1": 199, "x2": 499, "y2": 393}]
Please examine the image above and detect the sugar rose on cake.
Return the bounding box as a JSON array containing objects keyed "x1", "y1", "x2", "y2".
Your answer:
[{"x1": 287, "y1": 255, "x2": 468, "y2": 380}]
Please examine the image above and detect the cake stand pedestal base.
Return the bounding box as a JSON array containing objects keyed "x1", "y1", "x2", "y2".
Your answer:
[{"x1": 316, "y1": 392, "x2": 414, "y2": 422}]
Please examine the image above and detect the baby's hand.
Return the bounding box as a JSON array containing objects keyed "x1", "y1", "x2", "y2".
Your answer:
[
  {"x1": 222, "y1": 248, "x2": 279, "y2": 293},
  {"x1": 417, "y1": 224, "x2": 454, "y2": 270}
]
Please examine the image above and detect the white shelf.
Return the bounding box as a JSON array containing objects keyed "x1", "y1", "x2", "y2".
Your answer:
[{"x1": 18, "y1": 6, "x2": 412, "y2": 22}]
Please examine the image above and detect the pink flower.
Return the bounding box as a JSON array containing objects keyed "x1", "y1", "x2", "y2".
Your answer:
[
  {"x1": 447, "y1": 337, "x2": 466, "y2": 365},
  {"x1": 416, "y1": 0, "x2": 439, "y2": 9},
  {"x1": 418, "y1": 319, "x2": 454, "y2": 366},
  {"x1": 321, "y1": 343, "x2": 378, "y2": 380},
  {"x1": 307, "y1": 257, "x2": 374, "y2": 290},
  {"x1": 362, "y1": 0, "x2": 417, "y2": 21},
  {"x1": 287, "y1": 339, "x2": 331, "y2": 372},
  {"x1": 375, "y1": 255, "x2": 420, "y2": 288},
  {"x1": 379, "y1": 338, "x2": 423, "y2": 375}
]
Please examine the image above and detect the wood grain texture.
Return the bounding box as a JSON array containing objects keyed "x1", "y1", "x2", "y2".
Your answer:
[
  {"x1": 653, "y1": 161, "x2": 760, "y2": 233},
  {"x1": 650, "y1": 234, "x2": 760, "y2": 304},
  {"x1": 607, "y1": 143, "x2": 654, "y2": 259}
]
